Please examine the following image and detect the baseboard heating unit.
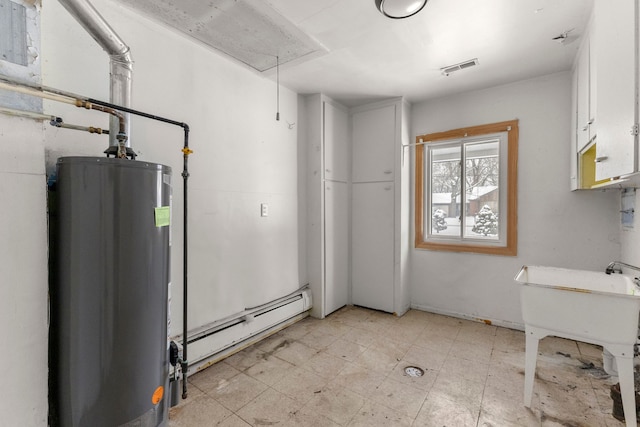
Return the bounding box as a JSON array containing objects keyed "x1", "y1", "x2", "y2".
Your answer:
[{"x1": 177, "y1": 287, "x2": 312, "y2": 374}]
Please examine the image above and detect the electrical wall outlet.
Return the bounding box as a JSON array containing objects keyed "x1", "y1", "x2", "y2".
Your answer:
[{"x1": 261, "y1": 203, "x2": 268, "y2": 217}]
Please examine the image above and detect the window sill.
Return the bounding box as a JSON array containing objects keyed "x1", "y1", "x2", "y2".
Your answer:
[{"x1": 415, "y1": 240, "x2": 517, "y2": 256}]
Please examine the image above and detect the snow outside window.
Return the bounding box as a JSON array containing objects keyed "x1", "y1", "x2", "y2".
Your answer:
[{"x1": 415, "y1": 120, "x2": 518, "y2": 256}]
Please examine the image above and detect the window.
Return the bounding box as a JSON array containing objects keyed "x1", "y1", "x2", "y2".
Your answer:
[{"x1": 415, "y1": 120, "x2": 518, "y2": 255}]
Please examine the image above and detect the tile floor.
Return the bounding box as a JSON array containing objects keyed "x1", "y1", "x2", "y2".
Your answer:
[{"x1": 168, "y1": 306, "x2": 626, "y2": 426}]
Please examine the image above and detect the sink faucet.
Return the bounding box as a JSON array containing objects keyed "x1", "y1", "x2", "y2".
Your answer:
[{"x1": 605, "y1": 261, "x2": 640, "y2": 275}]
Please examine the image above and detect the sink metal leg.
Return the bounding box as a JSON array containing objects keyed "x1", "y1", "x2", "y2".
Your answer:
[
  {"x1": 614, "y1": 352, "x2": 636, "y2": 427},
  {"x1": 524, "y1": 330, "x2": 540, "y2": 407}
]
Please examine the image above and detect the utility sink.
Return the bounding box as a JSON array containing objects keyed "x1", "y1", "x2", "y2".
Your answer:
[{"x1": 515, "y1": 266, "x2": 640, "y2": 427}]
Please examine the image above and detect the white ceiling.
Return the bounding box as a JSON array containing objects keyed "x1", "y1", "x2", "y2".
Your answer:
[{"x1": 113, "y1": 0, "x2": 593, "y2": 107}]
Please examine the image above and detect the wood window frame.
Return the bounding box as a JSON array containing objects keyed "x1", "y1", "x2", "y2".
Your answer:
[{"x1": 415, "y1": 119, "x2": 518, "y2": 256}]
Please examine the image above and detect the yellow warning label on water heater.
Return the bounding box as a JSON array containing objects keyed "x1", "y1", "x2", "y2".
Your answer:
[{"x1": 155, "y1": 206, "x2": 171, "y2": 227}]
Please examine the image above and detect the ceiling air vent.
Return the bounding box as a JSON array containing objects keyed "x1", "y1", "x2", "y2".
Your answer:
[{"x1": 440, "y1": 58, "x2": 479, "y2": 76}]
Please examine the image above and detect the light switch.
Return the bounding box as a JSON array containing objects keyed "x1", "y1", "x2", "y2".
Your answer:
[{"x1": 261, "y1": 203, "x2": 268, "y2": 217}]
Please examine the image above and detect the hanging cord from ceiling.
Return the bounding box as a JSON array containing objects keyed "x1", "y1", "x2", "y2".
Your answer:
[{"x1": 276, "y1": 55, "x2": 280, "y2": 121}]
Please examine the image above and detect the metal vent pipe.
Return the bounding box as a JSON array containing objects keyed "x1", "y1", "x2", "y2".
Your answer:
[{"x1": 57, "y1": 0, "x2": 132, "y2": 151}]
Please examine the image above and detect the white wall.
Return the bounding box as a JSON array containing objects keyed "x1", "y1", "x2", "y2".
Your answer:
[
  {"x1": 410, "y1": 72, "x2": 621, "y2": 327},
  {"x1": 0, "y1": 0, "x2": 48, "y2": 424},
  {"x1": 621, "y1": 191, "x2": 640, "y2": 266},
  {"x1": 0, "y1": 117, "x2": 48, "y2": 426},
  {"x1": 41, "y1": 0, "x2": 303, "y2": 334}
]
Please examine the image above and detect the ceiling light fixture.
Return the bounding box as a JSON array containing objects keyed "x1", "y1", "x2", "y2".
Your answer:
[{"x1": 375, "y1": 0, "x2": 428, "y2": 19}]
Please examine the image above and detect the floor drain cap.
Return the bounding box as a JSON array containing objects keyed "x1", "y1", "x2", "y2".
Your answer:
[{"x1": 404, "y1": 366, "x2": 424, "y2": 377}]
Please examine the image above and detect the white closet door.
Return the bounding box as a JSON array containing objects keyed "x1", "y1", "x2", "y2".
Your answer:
[
  {"x1": 352, "y1": 105, "x2": 396, "y2": 182},
  {"x1": 324, "y1": 102, "x2": 349, "y2": 182},
  {"x1": 352, "y1": 182, "x2": 394, "y2": 313},
  {"x1": 324, "y1": 181, "x2": 349, "y2": 315}
]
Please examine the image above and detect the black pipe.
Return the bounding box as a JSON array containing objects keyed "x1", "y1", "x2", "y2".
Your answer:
[
  {"x1": 181, "y1": 125, "x2": 190, "y2": 399},
  {"x1": 88, "y1": 97, "x2": 191, "y2": 400}
]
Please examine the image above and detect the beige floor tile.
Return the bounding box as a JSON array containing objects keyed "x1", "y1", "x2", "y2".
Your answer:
[
  {"x1": 418, "y1": 322, "x2": 461, "y2": 342},
  {"x1": 415, "y1": 392, "x2": 480, "y2": 427},
  {"x1": 381, "y1": 323, "x2": 426, "y2": 345},
  {"x1": 272, "y1": 366, "x2": 328, "y2": 405},
  {"x1": 189, "y1": 362, "x2": 242, "y2": 394},
  {"x1": 429, "y1": 314, "x2": 465, "y2": 328},
  {"x1": 301, "y1": 385, "x2": 365, "y2": 425},
  {"x1": 480, "y1": 383, "x2": 541, "y2": 426},
  {"x1": 326, "y1": 305, "x2": 364, "y2": 319},
  {"x1": 370, "y1": 335, "x2": 412, "y2": 359},
  {"x1": 341, "y1": 326, "x2": 379, "y2": 347},
  {"x1": 485, "y1": 362, "x2": 525, "y2": 397},
  {"x1": 535, "y1": 376, "x2": 608, "y2": 426},
  {"x1": 329, "y1": 361, "x2": 385, "y2": 398},
  {"x1": 577, "y1": 341, "x2": 604, "y2": 359},
  {"x1": 315, "y1": 319, "x2": 352, "y2": 337},
  {"x1": 354, "y1": 312, "x2": 396, "y2": 334},
  {"x1": 274, "y1": 340, "x2": 319, "y2": 366},
  {"x1": 254, "y1": 332, "x2": 293, "y2": 355},
  {"x1": 412, "y1": 329, "x2": 455, "y2": 354},
  {"x1": 402, "y1": 344, "x2": 449, "y2": 372},
  {"x1": 494, "y1": 327, "x2": 526, "y2": 352},
  {"x1": 329, "y1": 309, "x2": 376, "y2": 330},
  {"x1": 369, "y1": 376, "x2": 429, "y2": 418},
  {"x1": 302, "y1": 350, "x2": 348, "y2": 379},
  {"x1": 223, "y1": 346, "x2": 267, "y2": 372},
  {"x1": 440, "y1": 354, "x2": 490, "y2": 384},
  {"x1": 450, "y1": 338, "x2": 493, "y2": 363},
  {"x1": 217, "y1": 414, "x2": 252, "y2": 427},
  {"x1": 207, "y1": 372, "x2": 269, "y2": 412},
  {"x1": 538, "y1": 336, "x2": 579, "y2": 356},
  {"x1": 430, "y1": 373, "x2": 485, "y2": 408},
  {"x1": 456, "y1": 322, "x2": 497, "y2": 346},
  {"x1": 174, "y1": 381, "x2": 205, "y2": 406},
  {"x1": 347, "y1": 399, "x2": 413, "y2": 426},
  {"x1": 168, "y1": 393, "x2": 233, "y2": 426},
  {"x1": 236, "y1": 388, "x2": 301, "y2": 426},
  {"x1": 245, "y1": 354, "x2": 296, "y2": 386},
  {"x1": 325, "y1": 337, "x2": 368, "y2": 362},
  {"x1": 299, "y1": 329, "x2": 339, "y2": 350},
  {"x1": 352, "y1": 346, "x2": 401, "y2": 374},
  {"x1": 280, "y1": 318, "x2": 320, "y2": 340},
  {"x1": 282, "y1": 406, "x2": 341, "y2": 426}
]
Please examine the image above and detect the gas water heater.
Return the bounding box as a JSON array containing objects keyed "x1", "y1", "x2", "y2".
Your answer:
[{"x1": 51, "y1": 156, "x2": 172, "y2": 427}]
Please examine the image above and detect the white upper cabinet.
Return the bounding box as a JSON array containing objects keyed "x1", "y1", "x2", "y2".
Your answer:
[
  {"x1": 594, "y1": 0, "x2": 637, "y2": 180},
  {"x1": 575, "y1": 33, "x2": 594, "y2": 152},
  {"x1": 352, "y1": 104, "x2": 396, "y2": 182},
  {"x1": 324, "y1": 101, "x2": 349, "y2": 182}
]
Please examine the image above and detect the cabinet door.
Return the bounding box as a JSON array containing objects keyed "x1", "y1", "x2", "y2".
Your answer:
[
  {"x1": 324, "y1": 102, "x2": 349, "y2": 182},
  {"x1": 324, "y1": 181, "x2": 349, "y2": 315},
  {"x1": 576, "y1": 36, "x2": 591, "y2": 152},
  {"x1": 594, "y1": 0, "x2": 636, "y2": 180},
  {"x1": 570, "y1": 63, "x2": 579, "y2": 190},
  {"x1": 352, "y1": 182, "x2": 394, "y2": 313},
  {"x1": 352, "y1": 105, "x2": 396, "y2": 182}
]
